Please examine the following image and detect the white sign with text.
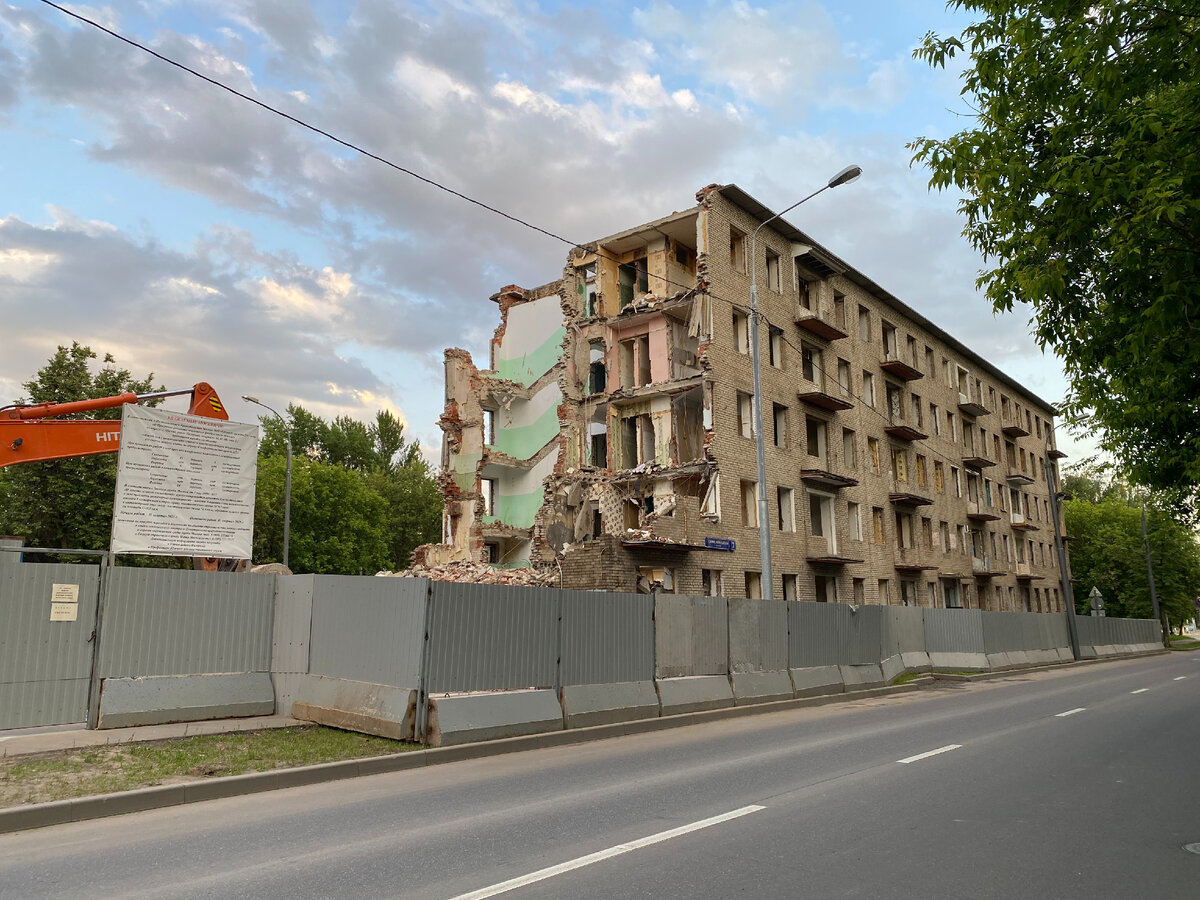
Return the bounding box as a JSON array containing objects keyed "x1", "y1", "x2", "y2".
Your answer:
[{"x1": 111, "y1": 404, "x2": 258, "y2": 557}]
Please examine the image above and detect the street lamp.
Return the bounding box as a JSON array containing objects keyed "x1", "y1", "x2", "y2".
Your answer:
[
  {"x1": 750, "y1": 165, "x2": 862, "y2": 601},
  {"x1": 242, "y1": 395, "x2": 291, "y2": 570},
  {"x1": 1042, "y1": 423, "x2": 1080, "y2": 658}
]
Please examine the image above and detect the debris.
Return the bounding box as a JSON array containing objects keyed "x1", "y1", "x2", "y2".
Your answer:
[{"x1": 381, "y1": 559, "x2": 558, "y2": 587}]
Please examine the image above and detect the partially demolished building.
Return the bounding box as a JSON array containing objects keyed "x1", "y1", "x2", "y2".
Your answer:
[{"x1": 426, "y1": 184, "x2": 1069, "y2": 609}]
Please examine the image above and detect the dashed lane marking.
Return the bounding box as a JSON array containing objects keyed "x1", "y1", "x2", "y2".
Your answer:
[
  {"x1": 1056, "y1": 708, "x2": 1086, "y2": 717},
  {"x1": 898, "y1": 744, "x2": 962, "y2": 765}
]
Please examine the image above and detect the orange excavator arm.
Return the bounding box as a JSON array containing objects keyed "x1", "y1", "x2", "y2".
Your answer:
[{"x1": 0, "y1": 382, "x2": 228, "y2": 468}]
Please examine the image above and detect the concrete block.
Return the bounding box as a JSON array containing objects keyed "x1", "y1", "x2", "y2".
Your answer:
[
  {"x1": 731, "y1": 671, "x2": 794, "y2": 706},
  {"x1": 1078, "y1": 645, "x2": 1098, "y2": 659},
  {"x1": 1006, "y1": 650, "x2": 1031, "y2": 667},
  {"x1": 656, "y1": 675, "x2": 735, "y2": 716},
  {"x1": 1027, "y1": 649, "x2": 1059, "y2": 666},
  {"x1": 789, "y1": 666, "x2": 845, "y2": 698},
  {"x1": 900, "y1": 651, "x2": 931, "y2": 672},
  {"x1": 426, "y1": 689, "x2": 563, "y2": 748},
  {"x1": 927, "y1": 652, "x2": 989, "y2": 671},
  {"x1": 287, "y1": 674, "x2": 416, "y2": 739},
  {"x1": 270, "y1": 672, "x2": 308, "y2": 718},
  {"x1": 879, "y1": 654, "x2": 905, "y2": 684},
  {"x1": 986, "y1": 652, "x2": 1013, "y2": 670},
  {"x1": 561, "y1": 681, "x2": 660, "y2": 729},
  {"x1": 840, "y1": 663, "x2": 885, "y2": 690},
  {"x1": 1056, "y1": 647, "x2": 1075, "y2": 662},
  {"x1": 98, "y1": 673, "x2": 274, "y2": 729}
]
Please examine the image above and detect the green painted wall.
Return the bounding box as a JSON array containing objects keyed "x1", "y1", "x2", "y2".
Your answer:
[
  {"x1": 490, "y1": 325, "x2": 566, "y2": 387},
  {"x1": 487, "y1": 402, "x2": 559, "y2": 460},
  {"x1": 453, "y1": 452, "x2": 481, "y2": 492},
  {"x1": 483, "y1": 491, "x2": 544, "y2": 530}
]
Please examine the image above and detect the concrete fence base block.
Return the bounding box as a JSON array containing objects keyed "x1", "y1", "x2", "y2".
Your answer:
[
  {"x1": 900, "y1": 651, "x2": 931, "y2": 672},
  {"x1": 1056, "y1": 647, "x2": 1076, "y2": 662},
  {"x1": 1005, "y1": 650, "x2": 1031, "y2": 667},
  {"x1": 427, "y1": 689, "x2": 563, "y2": 748},
  {"x1": 1078, "y1": 645, "x2": 1098, "y2": 659},
  {"x1": 97, "y1": 673, "x2": 275, "y2": 729},
  {"x1": 879, "y1": 655, "x2": 905, "y2": 684},
  {"x1": 986, "y1": 652, "x2": 1014, "y2": 670},
  {"x1": 731, "y1": 671, "x2": 794, "y2": 706},
  {"x1": 561, "y1": 681, "x2": 660, "y2": 729},
  {"x1": 656, "y1": 676, "x2": 734, "y2": 716},
  {"x1": 288, "y1": 674, "x2": 416, "y2": 740},
  {"x1": 1027, "y1": 649, "x2": 1060, "y2": 666},
  {"x1": 789, "y1": 667, "x2": 845, "y2": 698},
  {"x1": 840, "y1": 664, "x2": 885, "y2": 690},
  {"x1": 927, "y1": 652, "x2": 989, "y2": 671}
]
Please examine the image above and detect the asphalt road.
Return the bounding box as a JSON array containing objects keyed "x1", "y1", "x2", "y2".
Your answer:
[{"x1": 2, "y1": 653, "x2": 1198, "y2": 899}]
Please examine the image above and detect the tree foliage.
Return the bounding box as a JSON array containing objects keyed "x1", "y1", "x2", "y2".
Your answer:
[
  {"x1": 910, "y1": 2, "x2": 1200, "y2": 515},
  {"x1": 1062, "y1": 467, "x2": 1200, "y2": 629},
  {"x1": 252, "y1": 406, "x2": 441, "y2": 574},
  {"x1": 0, "y1": 343, "x2": 160, "y2": 557}
]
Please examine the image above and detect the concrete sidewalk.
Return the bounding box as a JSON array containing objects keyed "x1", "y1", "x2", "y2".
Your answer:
[{"x1": 0, "y1": 716, "x2": 301, "y2": 759}]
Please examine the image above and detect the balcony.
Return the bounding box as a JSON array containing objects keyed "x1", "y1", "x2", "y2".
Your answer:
[
  {"x1": 895, "y1": 546, "x2": 937, "y2": 573},
  {"x1": 1047, "y1": 448, "x2": 1068, "y2": 460},
  {"x1": 797, "y1": 389, "x2": 853, "y2": 412},
  {"x1": 972, "y1": 556, "x2": 1004, "y2": 578},
  {"x1": 958, "y1": 392, "x2": 991, "y2": 417},
  {"x1": 1014, "y1": 561, "x2": 1035, "y2": 579},
  {"x1": 966, "y1": 501, "x2": 1001, "y2": 521},
  {"x1": 884, "y1": 423, "x2": 929, "y2": 442},
  {"x1": 1011, "y1": 512, "x2": 1039, "y2": 532},
  {"x1": 962, "y1": 451, "x2": 997, "y2": 469},
  {"x1": 880, "y1": 352, "x2": 922, "y2": 382},
  {"x1": 1001, "y1": 415, "x2": 1030, "y2": 438},
  {"x1": 889, "y1": 491, "x2": 933, "y2": 507},
  {"x1": 1005, "y1": 467, "x2": 1035, "y2": 486},
  {"x1": 807, "y1": 553, "x2": 864, "y2": 566},
  {"x1": 794, "y1": 310, "x2": 848, "y2": 341},
  {"x1": 800, "y1": 468, "x2": 859, "y2": 490}
]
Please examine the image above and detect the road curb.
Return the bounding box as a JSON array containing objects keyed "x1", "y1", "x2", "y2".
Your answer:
[{"x1": 0, "y1": 680, "x2": 927, "y2": 835}]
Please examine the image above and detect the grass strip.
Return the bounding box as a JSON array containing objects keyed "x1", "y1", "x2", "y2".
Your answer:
[{"x1": 1, "y1": 726, "x2": 418, "y2": 808}]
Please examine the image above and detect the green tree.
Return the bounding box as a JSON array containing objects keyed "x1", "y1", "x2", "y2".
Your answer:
[
  {"x1": 0, "y1": 343, "x2": 159, "y2": 556},
  {"x1": 1063, "y1": 469, "x2": 1200, "y2": 629},
  {"x1": 910, "y1": 2, "x2": 1200, "y2": 515},
  {"x1": 253, "y1": 455, "x2": 391, "y2": 575},
  {"x1": 252, "y1": 406, "x2": 441, "y2": 572}
]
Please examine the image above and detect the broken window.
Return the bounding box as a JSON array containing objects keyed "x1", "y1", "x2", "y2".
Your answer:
[
  {"x1": 872, "y1": 507, "x2": 885, "y2": 544},
  {"x1": 882, "y1": 321, "x2": 898, "y2": 359},
  {"x1": 858, "y1": 304, "x2": 870, "y2": 341},
  {"x1": 834, "y1": 293, "x2": 846, "y2": 329},
  {"x1": 895, "y1": 511, "x2": 913, "y2": 548},
  {"x1": 578, "y1": 261, "x2": 598, "y2": 316},
  {"x1": 588, "y1": 341, "x2": 606, "y2": 394},
  {"x1": 911, "y1": 393, "x2": 923, "y2": 427},
  {"x1": 814, "y1": 575, "x2": 837, "y2": 603},
  {"x1": 837, "y1": 358, "x2": 851, "y2": 397},
  {"x1": 745, "y1": 571, "x2": 762, "y2": 600},
  {"x1": 480, "y1": 477, "x2": 496, "y2": 517},
  {"x1": 733, "y1": 310, "x2": 750, "y2": 354},
  {"x1": 637, "y1": 566, "x2": 675, "y2": 593},
  {"x1": 483, "y1": 408, "x2": 495, "y2": 446},
  {"x1": 618, "y1": 258, "x2": 648, "y2": 308},
  {"x1": 842, "y1": 428, "x2": 856, "y2": 467},
  {"x1": 868, "y1": 437, "x2": 880, "y2": 474},
  {"x1": 590, "y1": 432, "x2": 607, "y2": 468},
  {"x1": 806, "y1": 416, "x2": 826, "y2": 460},
  {"x1": 700, "y1": 474, "x2": 721, "y2": 518},
  {"x1": 798, "y1": 276, "x2": 812, "y2": 310},
  {"x1": 801, "y1": 343, "x2": 820, "y2": 384},
  {"x1": 934, "y1": 461, "x2": 944, "y2": 493},
  {"x1": 769, "y1": 326, "x2": 783, "y2": 368},
  {"x1": 773, "y1": 403, "x2": 788, "y2": 449},
  {"x1": 862, "y1": 371, "x2": 875, "y2": 407},
  {"x1": 916, "y1": 455, "x2": 927, "y2": 488},
  {"x1": 848, "y1": 501, "x2": 862, "y2": 540},
  {"x1": 808, "y1": 491, "x2": 835, "y2": 549},
  {"x1": 766, "y1": 249, "x2": 781, "y2": 291},
  {"x1": 730, "y1": 226, "x2": 747, "y2": 273},
  {"x1": 782, "y1": 574, "x2": 798, "y2": 603},
  {"x1": 886, "y1": 383, "x2": 903, "y2": 423},
  {"x1": 778, "y1": 486, "x2": 796, "y2": 531},
  {"x1": 741, "y1": 479, "x2": 759, "y2": 527},
  {"x1": 737, "y1": 391, "x2": 755, "y2": 439},
  {"x1": 702, "y1": 569, "x2": 724, "y2": 597},
  {"x1": 673, "y1": 387, "x2": 704, "y2": 462},
  {"x1": 892, "y1": 448, "x2": 908, "y2": 483}
]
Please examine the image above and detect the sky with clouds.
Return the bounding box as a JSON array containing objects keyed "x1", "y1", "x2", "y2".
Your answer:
[{"x1": 0, "y1": 0, "x2": 1086, "y2": 461}]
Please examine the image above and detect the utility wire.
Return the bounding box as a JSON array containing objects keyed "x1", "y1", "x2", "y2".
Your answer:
[{"x1": 41, "y1": 0, "x2": 1054, "y2": 504}]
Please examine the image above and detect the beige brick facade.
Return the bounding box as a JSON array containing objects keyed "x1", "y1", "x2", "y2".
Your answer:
[{"x1": 426, "y1": 184, "x2": 1070, "y2": 611}]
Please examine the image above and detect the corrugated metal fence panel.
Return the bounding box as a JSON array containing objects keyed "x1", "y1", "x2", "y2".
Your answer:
[
  {"x1": 655, "y1": 594, "x2": 693, "y2": 678},
  {"x1": 1078, "y1": 615, "x2": 1159, "y2": 647},
  {"x1": 690, "y1": 595, "x2": 730, "y2": 676},
  {"x1": 981, "y1": 611, "x2": 1021, "y2": 653},
  {"x1": 272, "y1": 575, "x2": 313, "y2": 675},
  {"x1": 99, "y1": 568, "x2": 274, "y2": 677},
  {"x1": 788, "y1": 601, "x2": 871, "y2": 667},
  {"x1": 308, "y1": 576, "x2": 427, "y2": 687},
  {"x1": 426, "y1": 582, "x2": 558, "y2": 692},
  {"x1": 885, "y1": 607, "x2": 926, "y2": 656},
  {"x1": 923, "y1": 608, "x2": 985, "y2": 654},
  {"x1": 1044, "y1": 613, "x2": 1070, "y2": 650},
  {"x1": 561, "y1": 590, "x2": 654, "y2": 686},
  {"x1": 0, "y1": 562, "x2": 98, "y2": 729},
  {"x1": 728, "y1": 598, "x2": 787, "y2": 673}
]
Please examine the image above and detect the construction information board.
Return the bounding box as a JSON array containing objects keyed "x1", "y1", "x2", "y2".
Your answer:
[{"x1": 110, "y1": 404, "x2": 258, "y2": 558}]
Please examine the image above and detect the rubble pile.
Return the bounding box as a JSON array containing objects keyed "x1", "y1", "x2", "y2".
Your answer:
[{"x1": 380, "y1": 559, "x2": 558, "y2": 587}]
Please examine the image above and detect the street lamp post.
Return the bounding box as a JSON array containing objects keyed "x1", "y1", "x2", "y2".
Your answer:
[
  {"x1": 750, "y1": 165, "x2": 862, "y2": 601},
  {"x1": 242, "y1": 395, "x2": 291, "y2": 570}
]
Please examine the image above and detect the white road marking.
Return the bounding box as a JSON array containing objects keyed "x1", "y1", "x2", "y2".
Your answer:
[
  {"x1": 1174, "y1": 676, "x2": 1188, "y2": 681},
  {"x1": 897, "y1": 744, "x2": 962, "y2": 764},
  {"x1": 446, "y1": 804, "x2": 766, "y2": 900},
  {"x1": 1056, "y1": 708, "x2": 1086, "y2": 717},
  {"x1": 1131, "y1": 688, "x2": 1149, "y2": 694}
]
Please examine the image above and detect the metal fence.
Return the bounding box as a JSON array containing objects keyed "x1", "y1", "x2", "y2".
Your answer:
[
  {"x1": 654, "y1": 595, "x2": 728, "y2": 678},
  {"x1": 308, "y1": 575, "x2": 426, "y2": 687},
  {"x1": 923, "y1": 607, "x2": 986, "y2": 654},
  {"x1": 1076, "y1": 615, "x2": 1161, "y2": 648},
  {"x1": 789, "y1": 601, "x2": 887, "y2": 667}
]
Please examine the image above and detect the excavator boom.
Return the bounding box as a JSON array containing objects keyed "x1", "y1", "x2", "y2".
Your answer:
[{"x1": 1, "y1": 382, "x2": 228, "y2": 468}]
